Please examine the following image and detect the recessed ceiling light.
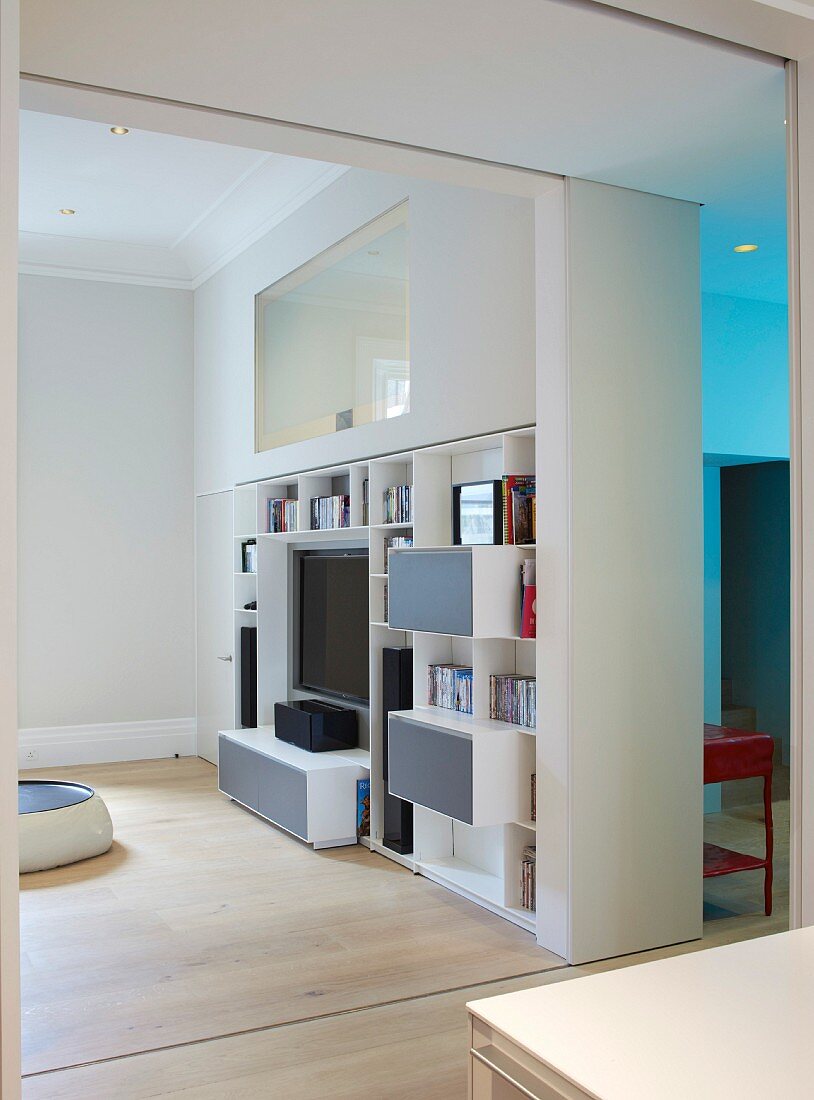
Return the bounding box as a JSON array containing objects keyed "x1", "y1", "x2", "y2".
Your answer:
[
  {"x1": 110, "y1": 126, "x2": 129, "y2": 135},
  {"x1": 733, "y1": 243, "x2": 758, "y2": 253},
  {"x1": 58, "y1": 208, "x2": 76, "y2": 216}
]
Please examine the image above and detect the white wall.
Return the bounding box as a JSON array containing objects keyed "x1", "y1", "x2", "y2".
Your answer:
[
  {"x1": 194, "y1": 167, "x2": 535, "y2": 492},
  {"x1": 538, "y1": 179, "x2": 703, "y2": 963},
  {"x1": 18, "y1": 275, "x2": 195, "y2": 764}
]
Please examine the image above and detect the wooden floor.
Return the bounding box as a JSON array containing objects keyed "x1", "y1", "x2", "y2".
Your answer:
[{"x1": 19, "y1": 758, "x2": 788, "y2": 1099}]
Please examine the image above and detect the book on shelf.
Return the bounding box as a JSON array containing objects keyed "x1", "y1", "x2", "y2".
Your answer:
[
  {"x1": 383, "y1": 581, "x2": 388, "y2": 624},
  {"x1": 428, "y1": 663, "x2": 473, "y2": 714},
  {"x1": 383, "y1": 484, "x2": 413, "y2": 525},
  {"x1": 383, "y1": 534, "x2": 413, "y2": 573},
  {"x1": 521, "y1": 845, "x2": 536, "y2": 911},
  {"x1": 310, "y1": 494, "x2": 350, "y2": 530},
  {"x1": 521, "y1": 557, "x2": 536, "y2": 639},
  {"x1": 501, "y1": 475, "x2": 536, "y2": 545},
  {"x1": 267, "y1": 497, "x2": 298, "y2": 534},
  {"x1": 357, "y1": 778, "x2": 371, "y2": 838},
  {"x1": 362, "y1": 478, "x2": 370, "y2": 526},
  {"x1": 241, "y1": 539, "x2": 257, "y2": 573},
  {"x1": 490, "y1": 673, "x2": 536, "y2": 729}
]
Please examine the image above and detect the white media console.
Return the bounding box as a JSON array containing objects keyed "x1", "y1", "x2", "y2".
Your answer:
[{"x1": 220, "y1": 426, "x2": 540, "y2": 937}]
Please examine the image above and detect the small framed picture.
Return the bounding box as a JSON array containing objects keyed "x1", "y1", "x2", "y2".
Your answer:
[{"x1": 452, "y1": 480, "x2": 503, "y2": 545}]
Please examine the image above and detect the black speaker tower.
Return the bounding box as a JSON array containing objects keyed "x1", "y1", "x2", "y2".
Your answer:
[
  {"x1": 240, "y1": 626, "x2": 257, "y2": 729},
  {"x1": 382, "y1": 646, "x2": 413, "y2": 854}
]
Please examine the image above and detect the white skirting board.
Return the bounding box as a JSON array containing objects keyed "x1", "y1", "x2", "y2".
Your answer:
[{"x1": 18, "y1": 718, "x2": 197, "y2": 769}]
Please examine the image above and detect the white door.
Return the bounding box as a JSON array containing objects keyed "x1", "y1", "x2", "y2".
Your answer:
[{"x1": 196, "y1": 490, "x2": 234, "y2": 765}]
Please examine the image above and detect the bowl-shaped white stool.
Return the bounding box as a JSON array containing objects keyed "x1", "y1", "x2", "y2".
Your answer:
[{"x1": 19, "y1": 781, "x2": 114, "y2": 873}]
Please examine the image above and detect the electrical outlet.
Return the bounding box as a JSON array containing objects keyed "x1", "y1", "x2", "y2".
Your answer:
[{"x1": 24, "y1": 749, "x2": 39, "y2": 762}]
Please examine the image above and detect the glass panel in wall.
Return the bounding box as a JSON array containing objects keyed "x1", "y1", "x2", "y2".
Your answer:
[{"x1": 255, "y1": 203, "x2": 409, "y2": 452}]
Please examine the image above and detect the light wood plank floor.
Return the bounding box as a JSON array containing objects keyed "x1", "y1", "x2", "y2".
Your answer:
[{"x1": 20, "y1": 758, "x2": 788, "y2": 1098}]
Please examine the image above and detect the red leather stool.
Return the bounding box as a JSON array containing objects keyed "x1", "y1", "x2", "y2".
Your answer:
[{"x1": 703, "y1": 723, "x2": 773, "y2": 916}]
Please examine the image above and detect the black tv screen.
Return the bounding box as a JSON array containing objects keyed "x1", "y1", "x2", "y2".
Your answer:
[{"x1": 298, "y1": 552, "x2": 370, "y2": 703}]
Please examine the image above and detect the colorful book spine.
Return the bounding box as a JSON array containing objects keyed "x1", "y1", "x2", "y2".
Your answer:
[
  {"x1": 357, "y1": 778, "x2": 371, "y2": 838},
  {"x1": 383, "y1": 484, "x2": 413, "y2": 525},
  {"x1": 501, "y1": 475, "x2": 536, "y2": 545},
  {"x1": 309, "y1": 494, "x2": 351, "y2": 530},
  {"x1": 267, "y1": 497, "x2": 298, "y2": 533}
]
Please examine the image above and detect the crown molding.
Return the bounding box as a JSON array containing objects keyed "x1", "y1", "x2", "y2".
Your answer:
[
  {"x1": 18, "y1": 160, "x2": 350, "y2": 290},
  {"x1": 187, "y1": 162, "x2": 349, "y2": 289}
]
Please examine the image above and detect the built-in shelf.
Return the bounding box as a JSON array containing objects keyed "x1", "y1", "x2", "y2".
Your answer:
[
  {"x1": 226, "y1": 427, "x2": 537, "y2": 936},
  {"x1": 258, "y1": 525, "x2": 368, "y2": 543},
  {"x1": 235, "y1": 608, "x2": 257, "y2": 614},
  {"x1": 395, "y1": 705, "x2": 534, "y2": 738}
]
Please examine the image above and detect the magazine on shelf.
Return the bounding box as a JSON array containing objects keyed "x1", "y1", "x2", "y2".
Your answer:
[
  {"x1": 383, "y1": 484, "x2": 413, "y2": 524},
  {"x1": 309, "y1": 494, "x2": 350, "y2": 530},
  {"x1": 501, "y1": 475, "x2": 536, "y2": 544},
  {"x1": 267, "y1": 497, "x2": 298, "y2": 533},
  {"x1": 521, "y1": 557, "x2": 536, "y2": 639},
  {"x1": 383, "y1": 534, "x2": 413, "y2": 573}
]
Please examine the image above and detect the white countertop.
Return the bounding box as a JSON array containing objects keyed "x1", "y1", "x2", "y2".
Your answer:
[{"x1": 468, "y1": 927, "x2": 814, "y2": 1099}]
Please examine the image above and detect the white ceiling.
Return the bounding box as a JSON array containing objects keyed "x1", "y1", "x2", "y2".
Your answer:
[
  {"x1": 18, "y1": 111, "x2": 347, "y2": 288},
  {"x1": 18, "y1": 0, "x2": 789, "y2": 303}
]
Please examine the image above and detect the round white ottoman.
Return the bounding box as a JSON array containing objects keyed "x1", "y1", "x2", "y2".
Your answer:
[{"x1": 19, "y1": 781, "x2": 114, "y2": 873}]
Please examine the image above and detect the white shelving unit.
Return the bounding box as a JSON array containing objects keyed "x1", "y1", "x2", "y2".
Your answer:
[{"x1": 220, "y1": 426, "x2": 539, "y2": 935}]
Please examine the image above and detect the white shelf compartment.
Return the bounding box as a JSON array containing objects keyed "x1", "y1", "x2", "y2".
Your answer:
[
  {"x1": 299, "y1": 465, "x2": 352, "y2": 532},
  {"x1": 415, "y1": 856, "x2": 535, "y2": 934},
  {"x1": 255, "y1": 476, "x2": 300, "y2": 535},
  {"x1": 368, "y1": 453, "x2": 413, "y2": 527},
  {"x1": 412, "y1": 807, "x2": 535, "y2": 933},
  {"x1": 234, "y1": 570, "x2": 258, "y2": 609}
]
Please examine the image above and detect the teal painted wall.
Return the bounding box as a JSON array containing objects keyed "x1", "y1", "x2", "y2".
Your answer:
[
  {"x1": 702, "y1": 293, "x2": 788, "y2": 810},
  {"x1": 702, "y1": 293, "x2": 789, "y2": 462}
]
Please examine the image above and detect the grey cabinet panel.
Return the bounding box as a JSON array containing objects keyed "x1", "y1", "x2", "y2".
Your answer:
[
  {"x1": 388, "y1": 714, "x2": 473, "y2": 824},
  {"x1": 257, "y1": 756, "x2": 309, "y2": 840},
  {"x1": 218, "y1": 736, "x2": 259, "y2": 810},
  {"x1": 388, "y1": 549, "x2": 473, "y2": 635}
]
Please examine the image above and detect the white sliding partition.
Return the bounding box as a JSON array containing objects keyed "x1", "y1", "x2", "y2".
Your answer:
[{"x1": 537, "y1": 179, "x2": 703, "y2": 964}]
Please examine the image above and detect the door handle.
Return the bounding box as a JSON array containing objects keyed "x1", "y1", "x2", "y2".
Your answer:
[{"x1": 217, "y1": 654, "x2": 233, "y2": 662}]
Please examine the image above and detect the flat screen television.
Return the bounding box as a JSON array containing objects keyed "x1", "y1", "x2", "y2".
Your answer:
[{"x1": 297, "y1": 550, "x2": 370, "y2": 704}]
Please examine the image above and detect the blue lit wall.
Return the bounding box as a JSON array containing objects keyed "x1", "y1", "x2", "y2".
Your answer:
[
  {"x1": 702, "y1": 290, "x2": 789, "y2": 798},
  {"x1": 702, "y1": 292, "x2": 789, "y2": 461}
]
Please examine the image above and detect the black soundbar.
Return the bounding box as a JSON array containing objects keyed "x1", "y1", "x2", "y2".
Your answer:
[{"x1": 274, "y1": 699, "x2": 358, "y2": 753}]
